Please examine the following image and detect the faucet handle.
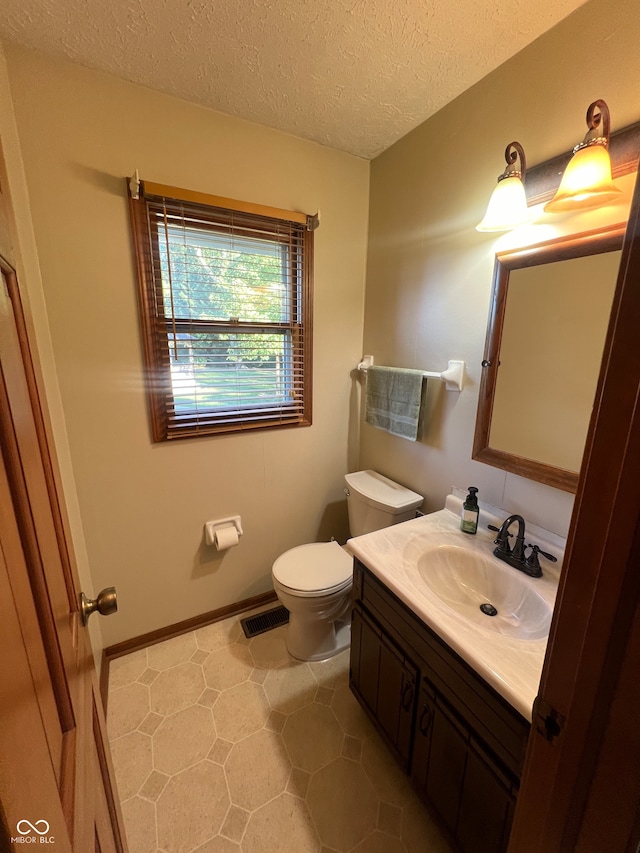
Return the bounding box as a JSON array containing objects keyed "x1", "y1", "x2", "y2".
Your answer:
[
  {"x1": 539, "y1": 547, "x2": 557, "y2": 563},
  {"x1": 526, "y1": 544, "x2": 557, "y2": 563},
  {"x1": 525, "y1": 544, "x2": 558, "y2": 575},
  {"x1": 488, "y1": 525, "x2": 512, "y2": 536}
]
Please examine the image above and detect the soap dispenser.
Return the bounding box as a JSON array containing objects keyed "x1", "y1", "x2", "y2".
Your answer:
[{"x1": 461, "y1": 487, "x2": 479, "y2": 534}]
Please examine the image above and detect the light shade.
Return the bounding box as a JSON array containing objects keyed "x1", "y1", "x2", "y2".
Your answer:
[
  {"x1": 477, "y1": 141, "x2": 533, "y2": 233},
  {"x1": 545, "y1": 99, "x2": 622, "y2": 213},
  {"x1": 544, "y1": 143, "x2": 621, "y2": 212},
  {"x1": 476, "y1": 175, "x2": 532, "y2": 232}
]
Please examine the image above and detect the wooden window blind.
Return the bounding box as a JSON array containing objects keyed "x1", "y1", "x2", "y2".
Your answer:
[{"x1": 128, "y1": 181, "x2": 314, "y2": 441}]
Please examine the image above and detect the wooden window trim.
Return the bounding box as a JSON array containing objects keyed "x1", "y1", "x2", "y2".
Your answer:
[{"x1": 128, "y1": 181, "x2": 313, "y2": 441}]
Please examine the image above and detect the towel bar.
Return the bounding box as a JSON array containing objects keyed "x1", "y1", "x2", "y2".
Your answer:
[{"x1": 356, "y1": 355, "x2": 464, "y2": 392}]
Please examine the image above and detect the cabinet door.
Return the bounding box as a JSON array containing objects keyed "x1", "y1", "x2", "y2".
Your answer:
[
  {"x1": 426, "y1": 697, "x2": 469, "y2": 836},
  {"x1": 456, "y1": 741, "x2": 516, "y2": 853},
  {"x1": 378, "y1": 633, "x2": 416, "y2": 764},
  {"x1": 411, "y1": 680, "x2": 435, "y2": 792},
  {"x1": 350, "y1": 604, "x2": 380, "y2": 715},
  {"x1": 350, "y1": 604, "x2": 416, "y2": 769}
]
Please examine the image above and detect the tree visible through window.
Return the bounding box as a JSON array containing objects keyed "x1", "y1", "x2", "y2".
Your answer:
[{"x1": 128, "y1": 182, "x2": 314, "y2": 441}]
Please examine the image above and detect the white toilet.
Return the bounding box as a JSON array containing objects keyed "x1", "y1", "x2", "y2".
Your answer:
[{"x1": 272, "y1": 470, "x2": 423, "y2": 661}]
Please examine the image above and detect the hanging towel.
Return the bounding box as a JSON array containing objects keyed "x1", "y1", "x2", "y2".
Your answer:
[{"x1": 365, "y1": 366, "x2": 426, "y2": 441}]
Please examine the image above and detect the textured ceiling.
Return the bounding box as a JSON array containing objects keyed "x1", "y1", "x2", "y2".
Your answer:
[{"x1": 0, "y1": 0, "x2": 588, "y2": 159}]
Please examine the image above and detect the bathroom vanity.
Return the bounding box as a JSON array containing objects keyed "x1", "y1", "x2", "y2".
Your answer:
[{"x1": 347, "y1": 495, "x2": 562, "y2": 853}]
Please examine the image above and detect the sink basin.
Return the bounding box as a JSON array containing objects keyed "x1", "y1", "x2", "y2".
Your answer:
[{"x1": 416, "y1": 544, "x2": 552, "y2": 640}]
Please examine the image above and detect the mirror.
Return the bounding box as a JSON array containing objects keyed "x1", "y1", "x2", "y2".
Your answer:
[{"x1": 473, "y1": 223, "x2": 625, "y2": 492}]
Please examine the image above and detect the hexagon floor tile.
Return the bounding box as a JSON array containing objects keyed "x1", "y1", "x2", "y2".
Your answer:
[{"x1": 107, "y1": 608, "x2": 454, "y2": 853}]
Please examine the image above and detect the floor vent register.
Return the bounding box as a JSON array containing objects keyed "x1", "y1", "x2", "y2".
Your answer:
[{"x1": 240, "y1": 605, "x2": 290, "y2": 638}]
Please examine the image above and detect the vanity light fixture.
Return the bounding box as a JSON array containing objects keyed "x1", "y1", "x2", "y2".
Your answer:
[
  {"x1": 476, "y1": 141, "x2": 532, "y2": 232},
  {"x1": 544, "y1": 99, "x2": 622, "y2": 213}
]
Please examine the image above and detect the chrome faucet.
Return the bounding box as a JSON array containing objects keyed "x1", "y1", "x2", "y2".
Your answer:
[{"x1": 489, "y1": 514, "x2": 556, "y2": 578}]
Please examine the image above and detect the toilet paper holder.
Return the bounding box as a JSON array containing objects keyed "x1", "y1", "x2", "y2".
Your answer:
[{"x1": 204, "y1": 515, "x2": 243, "y2": 546}]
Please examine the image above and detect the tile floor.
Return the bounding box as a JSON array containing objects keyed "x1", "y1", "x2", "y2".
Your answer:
[{"x1": 107, "y1": 606, "x2": 453, "y2": 853}]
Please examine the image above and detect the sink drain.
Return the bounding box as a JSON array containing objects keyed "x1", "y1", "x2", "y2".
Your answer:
[{"x1": 480, "y1": 602, "x2": 498, "y2": 617}]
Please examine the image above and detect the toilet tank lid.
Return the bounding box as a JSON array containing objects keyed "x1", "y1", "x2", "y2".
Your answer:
[{"x1": 345, "y1": 470, "x2": 423, "y2": 513}]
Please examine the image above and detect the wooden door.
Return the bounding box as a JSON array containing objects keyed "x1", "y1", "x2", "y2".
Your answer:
[
  {"x1": 0, "y1": 260, "x2": 127, "y2": 852},
  {"x1": 509, "y1": 168, "x2": 640, "y2": 849}
]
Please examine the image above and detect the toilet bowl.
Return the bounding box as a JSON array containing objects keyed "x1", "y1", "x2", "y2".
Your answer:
[
  {"x1": 272, "y1": 541, "x2": 353, "y2": 661},
  {"x1": 272, "y1": 470, "x2": 423, "y2": 661}
]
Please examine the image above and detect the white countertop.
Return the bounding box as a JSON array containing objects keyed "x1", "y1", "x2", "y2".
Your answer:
[{"x1": 347, "y1": 495, "x2": 563, "y2": 721}]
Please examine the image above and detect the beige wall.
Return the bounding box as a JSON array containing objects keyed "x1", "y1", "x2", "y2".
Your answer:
[
  {"x1": 5, "y1": 45, "x2": 370, "y2": 645},
  {"x1": 361, "y1": 0, "x2": 640, "y2": 535},
  {"x1": 0, "y1": 44, "x2": 104, "y2": 662}
]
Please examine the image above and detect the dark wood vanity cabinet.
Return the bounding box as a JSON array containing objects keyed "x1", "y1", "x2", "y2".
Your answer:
[{"x1": 349, "y1": 559, "x2": 529, "y2": 853}]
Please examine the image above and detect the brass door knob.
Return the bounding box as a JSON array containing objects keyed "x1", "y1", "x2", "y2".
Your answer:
[{"x1": 80, "y1": 587, "x2": 118, "y2": 625}]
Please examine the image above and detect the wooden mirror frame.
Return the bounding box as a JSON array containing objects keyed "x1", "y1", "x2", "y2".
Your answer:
[{"x1": 472, "y1": 222, "x2": 626, "y2": 492}]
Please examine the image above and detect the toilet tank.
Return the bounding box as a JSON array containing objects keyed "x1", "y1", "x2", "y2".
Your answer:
[{"x1": 345, "y1": 470, "x2": 423, "y2": 537}]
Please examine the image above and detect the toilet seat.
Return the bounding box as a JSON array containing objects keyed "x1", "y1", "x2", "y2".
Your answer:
[{"x1": 272, "y1": 541, "x2": 353, "y2": 597}]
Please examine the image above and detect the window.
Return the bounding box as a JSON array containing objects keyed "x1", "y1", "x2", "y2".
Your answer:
[{"x1": 128, "y1": 181, "x2": 314, "y2": 440}]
